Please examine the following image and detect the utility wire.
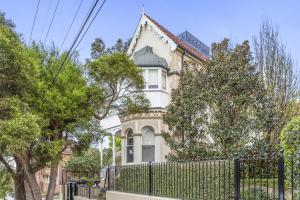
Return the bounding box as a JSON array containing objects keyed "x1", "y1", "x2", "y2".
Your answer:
[
  {"x1": 43, "y1": 0, "x2": 61, "y2": 44},
  {"x1": 39, "y1": 0, "x2": 52, "y2": 40},
  {"x1": 72, "y1": 0, "x2": 106, "y2": 55},
  {"x1": 64, "y1": 0, "x2": 106, "y2": 84},
  {"x1": 59, "y1": 0, "x2": 84, "y2": 52},
  {"x1": 52, "y1": 0, "x2": 105, "y2": 85},
  {"x1": 29, "y1": 0, "x2": 41, "y2": 44}
]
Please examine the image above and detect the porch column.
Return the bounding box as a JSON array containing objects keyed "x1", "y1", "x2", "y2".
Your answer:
[
  {"x1": 112, "y1": 133, "x2": 116, "y2": 166},
  {"x1": 99, "y1": 138, "x2": 103, "y2": 166}
]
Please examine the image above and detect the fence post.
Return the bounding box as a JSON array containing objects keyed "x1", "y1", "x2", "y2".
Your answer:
[
  {"x1": 234, "y1": 159, "x2": 240, "y2": 200},
  {"x1": 73, "y1": 182, "x2": 78, "y2": 196},
  {"x1": 278, "y1": 154, "x2": 285, "y2": 200},
  {"x1": 148, "y1": 161, "x2": 152, "y2": 195},
  {"x1": 67, "y1": 182, "x2": 74, "y2": 200},
  {"x1": 107, "y1": 167, "x2": 110, "y2": 191}
]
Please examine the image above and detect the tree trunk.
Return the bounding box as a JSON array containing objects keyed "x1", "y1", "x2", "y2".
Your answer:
[
  {"x1": 45, "y1": 127, "x2": 64, "y2": 200},
  {"x1": 24, "y1": 178, "x2": 34, "y2": 200},
  {"x1": 45, "y1": 163, "x2": 59, "y2": 200},
  {"x1": 24, "y1": 162, "x2": 42, "y2": 200},
  {"x1": 14, "y1": 159, "x2": 26, "y2": 200},
  {"x1": 16, "y1": 153, "x2": 42, "y2": 200}
]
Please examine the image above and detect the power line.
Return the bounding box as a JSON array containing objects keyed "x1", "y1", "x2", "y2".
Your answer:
[
  {"x1": 43, "y1": 0, "x2": 61, "y2": 44},
  {"x1": 59, "y1": 0, "x2": 84, "y2": 52},
  {"x1": 52, "y1": 0, "x2": 106, "y2": 85},
  {"x1": 29, "y1": 0, "x2": 41, "y2": 44},
  {"x1": 39, "y1": 0, "x2": 52, "y2": 40},
  {"x1": 64, "y1": 0, "x2": 106, "y2": 84},
  {"x1": 72, "y1": 0, "x2": 106, "y2": 55}
]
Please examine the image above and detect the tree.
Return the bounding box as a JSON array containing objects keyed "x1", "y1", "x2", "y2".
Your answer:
[
  {"x1": 280, "y1": 116, "x2": 300, "y2": 198},
  {"x1": 253, "y1": 19, "x2": 299, "y2": 142},
  {"x1": 163, "y1": 39, "x2": 275, "y2": 160},
  {"x1": 162, "y1": 67, "x2": 214, "y2": 161},
  {"x1": 90, "y1": 37, "x2": 132, "y2": 59},
  {"x1": 26, "y1": 45, "x2": 94, "y2": 200},
  {"x1": 87, "y1": 52, "x2": 149, "y2": 121},
  {"x1": 0, "y1": 166, "x2": 13, "y2": 200},
  {"x1": 280, "y1": 116, "x2": 300, "y2": 156},
  {"x1": 0, "y1": 11, "x2": 42, "y2": 200},
  {"x1": 0, "y1": 12, "x2": 147, "y2": 200},
  {"x1": 65, "y1": 149, "x2": 100, "y2": 175},
  {"x1": 102, "y1": 136, "x2": 122, "y2": 166},
  {"x1": 0, "y1": 23, "x2": 93, "y2": 200},
  {"x1": 65, "y1": 135, "x2": 122, "y2": 176},
  {"x1": 90, "y1": 38, "x2": 106, "y2": 59},
  {"x1": 110, "y1": 38, "x2": 125, "y2": 53}
]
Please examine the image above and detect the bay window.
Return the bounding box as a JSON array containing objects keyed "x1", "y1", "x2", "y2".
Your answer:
[
  {"x1": 161, "y1": 70, "x2": 166, "y2": 90},
  {"x1": 142, "y1": 69, "x2": 167, "y2": 90},
  {"x1": 143, "y1": 69, "x2": 147, "y2": 89},
  {"x1": 148, "y1": 69, "x2": 159, "y2": 89},
  {"x1": 142, "y1": 126, "x2": 155, "y2": 162}
]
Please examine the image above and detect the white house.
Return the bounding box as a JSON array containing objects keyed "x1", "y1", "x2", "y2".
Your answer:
[{"x1": 103, "y1": 13, "x2": 209, "y2": 165}]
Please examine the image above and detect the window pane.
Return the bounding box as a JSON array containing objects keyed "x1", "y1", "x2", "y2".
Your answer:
[
  {"x1": 127, "y1": 138, "x2": 134, "y2": 146},
  {"x1": 148, "y1": 69, "x2": 158, "y2": 89},
  {"x1": 127, "y1": 146, "x2": 134, "y2": 163},
  {"x1": 143, "y1": 70, "x2": 147, "y2": 89},
  {"x1": 142, "y1": 146, "x2": 155, "y2": 162},
  {"x1": 142, "y1": 127, "x2": 155, "y2": 145},
  {"x1": 127, "y1": 130, "x2": 134, "y2": 145},
  {"x1": 162, "y1": 70, "x2": 166, "y2": 90},
  {"x1": 126, "y1": 129, "x2": 134, "y2": 163}
]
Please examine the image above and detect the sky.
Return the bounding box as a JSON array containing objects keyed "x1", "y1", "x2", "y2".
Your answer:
[{"x1": 0, "y1": 0, "x2": 299, "y2": 65}]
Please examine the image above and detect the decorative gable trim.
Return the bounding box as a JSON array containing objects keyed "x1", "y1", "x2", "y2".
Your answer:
[{"x1": 127, "y1": 14, "x2": 177, "y2": 57}]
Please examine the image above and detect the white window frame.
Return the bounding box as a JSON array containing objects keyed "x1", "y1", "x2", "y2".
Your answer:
[
  {"x1": 161, "y1": 70, "x2": 167, "y2": 90},
  {"x1": 148, "y1": 69, "x2": 159, "y2": 89},
  {"x1": 126, "y1": 129, "x2": 134, "y2": 163},
  {"x1": 142, "y1": 68, "x2": 167, "y2": 91},
  {"x1": 141, "y1": 126, "x2": 155, "y2": 162}
]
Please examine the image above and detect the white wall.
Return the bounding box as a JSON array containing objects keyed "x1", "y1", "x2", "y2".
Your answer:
[{"x1": 144, "y1": 90, "x2": 169, "y2": 108}]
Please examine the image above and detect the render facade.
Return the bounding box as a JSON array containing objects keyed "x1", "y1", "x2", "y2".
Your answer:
[{"x1": 118, "y1": 13, "x2": 209, "y2": 165}]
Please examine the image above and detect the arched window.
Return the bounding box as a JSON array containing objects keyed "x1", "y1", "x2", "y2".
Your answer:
[
  {"x1": 142, "y1": 126, "x2": 155, "y2": 162},
  {"x1": 126, "y1": 129, "x2": 134, "y2": 163}
]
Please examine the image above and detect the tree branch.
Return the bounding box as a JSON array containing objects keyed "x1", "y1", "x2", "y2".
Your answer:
[{"x1": 0, "y1": 154, "x2": 16, "y2": 179}]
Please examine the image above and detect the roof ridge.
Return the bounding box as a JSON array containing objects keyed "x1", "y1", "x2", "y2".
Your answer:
[{"x1": 144, "y1": 14, "x2": 209, "y2": 61}]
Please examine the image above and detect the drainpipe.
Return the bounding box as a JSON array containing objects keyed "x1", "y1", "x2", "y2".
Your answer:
[
  {"x1": 181, "y1": 49, "x2": 186, "y2": 144},
  {"x1": 181, "y1": 49, "x2": 187, "y2": 70}
]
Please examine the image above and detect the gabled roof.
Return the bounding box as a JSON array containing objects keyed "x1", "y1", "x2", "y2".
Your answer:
[{"x1": 144, "y1": 14, "x2": 209, "y2": 62}]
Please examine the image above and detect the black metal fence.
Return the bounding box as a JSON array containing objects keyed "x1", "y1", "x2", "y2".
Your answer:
[
  {"x1": 67, "y1": 181, "x2": 103, "y2": 200},
  {"x1": 65, "y1": 171, "x2": 104, "y2": 200},
  {"x1": 107, "y1": 154, "x2": 300, "y2": 200}
]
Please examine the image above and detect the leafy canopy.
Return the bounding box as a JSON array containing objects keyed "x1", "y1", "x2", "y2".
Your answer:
[
  {"x1": 280, "y1": 116, "x2": 300, "y2": 156},
  {"x1": 0, "y1": 166, "x2": 13, "y2": 200},
  {"x1": 88, "y1": 52, "x2": 149, "y2": 120},
  {"x1": 65, "y1": 149, "x2": 100, "y2": 174},
  {"x1": 26, "y1": 45, "x2": 95, "y2": 168},
  {"x1": 163, "y1": 39, "x2": 275, "y2": 160},
  {"x1": 0, "y1": 97, "x2": 41, "y2": 155}
]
